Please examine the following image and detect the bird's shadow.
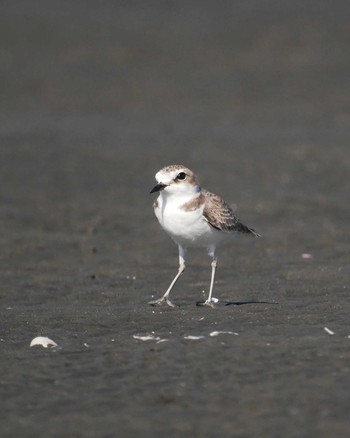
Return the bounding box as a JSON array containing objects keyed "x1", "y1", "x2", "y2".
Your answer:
[{"x1": 223, "y1": 300, "x2": 279, "y2": 306}]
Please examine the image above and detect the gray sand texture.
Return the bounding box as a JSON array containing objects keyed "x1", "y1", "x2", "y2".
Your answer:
[{"x1": 1, "y1": 1, "x2": 350, "y2": 437}]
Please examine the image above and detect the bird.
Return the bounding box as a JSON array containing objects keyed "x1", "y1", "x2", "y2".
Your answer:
[{"x1": 149, "y1": 165, "x2": 260, "y2": 307}]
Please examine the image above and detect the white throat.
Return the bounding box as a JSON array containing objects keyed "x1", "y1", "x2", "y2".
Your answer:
[{"x1": 160, "y1": 184, "x2": 201, "y2": 206}]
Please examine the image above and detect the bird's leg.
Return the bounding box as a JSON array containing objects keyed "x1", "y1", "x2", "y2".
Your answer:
[
  {"x1": 197, "y1": 246, "x2": 217, "y2": 307},
  {"x1": 149, "y1": 245, "x2": 186, "y2": 307},
  {"x1": 206, "y1": 257, "x2": 217, "y2": 306}
]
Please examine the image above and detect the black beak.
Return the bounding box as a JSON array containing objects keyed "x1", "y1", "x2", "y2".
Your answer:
[{"x1": 150, "y1": 183, "x2": 167, "y2": 194}]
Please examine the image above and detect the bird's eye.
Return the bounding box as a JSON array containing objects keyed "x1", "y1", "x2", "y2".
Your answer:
[{"x1": 176, "y1": 172, "x2": 187, "y2": 180}]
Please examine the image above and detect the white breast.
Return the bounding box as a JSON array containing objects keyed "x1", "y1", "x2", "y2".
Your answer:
[{"x1": 154, "y1": 192, "x2": 223, "y2": 248}]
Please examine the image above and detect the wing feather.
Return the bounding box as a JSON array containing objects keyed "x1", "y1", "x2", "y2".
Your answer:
[{"x1": 202, "y1": 190, "x2": 259, "y2": 236}]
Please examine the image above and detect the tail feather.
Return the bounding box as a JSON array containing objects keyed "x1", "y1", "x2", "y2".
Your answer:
[{"x1": 237, "y1": 222, "x2": 260, "y2": 237}]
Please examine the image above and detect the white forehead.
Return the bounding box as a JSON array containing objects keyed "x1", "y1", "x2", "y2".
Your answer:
[
  {"x1": 155, "y1": 164, "x2": 191, "y2": 182},
  {"x1": 155, "y1": 168, "x2": 185, "y2": 183}
]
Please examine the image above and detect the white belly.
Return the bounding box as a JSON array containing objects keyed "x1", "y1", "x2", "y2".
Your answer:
[{"x1": 155, "y1": 196, "x2": 225, "y2": 248}]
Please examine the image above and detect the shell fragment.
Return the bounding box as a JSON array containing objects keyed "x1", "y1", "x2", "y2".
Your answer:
[{"x1": 30, "y1": 336, "x2": 58, "y2": 348}]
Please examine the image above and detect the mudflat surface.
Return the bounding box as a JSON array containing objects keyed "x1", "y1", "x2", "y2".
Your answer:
[{"x1": 1, "y1": 1, "x2": 350, "y2": 437}]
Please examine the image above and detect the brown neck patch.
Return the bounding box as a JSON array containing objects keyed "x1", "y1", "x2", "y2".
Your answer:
[{"x1": 180, "y1": 193, "x2": 205, "y2": 211}]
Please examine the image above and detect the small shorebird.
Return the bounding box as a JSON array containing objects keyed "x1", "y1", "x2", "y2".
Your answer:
[{"x1": 149, "y1": 165, "x2": 260, "y2": 307}]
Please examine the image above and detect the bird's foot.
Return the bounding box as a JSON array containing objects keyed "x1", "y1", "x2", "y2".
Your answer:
[
  {"x1": 196, "y1": 299, "x2": 216, "y2": 308},
  {"x1": 148, "y1": 297, "x2": 177, "y2": 307}
]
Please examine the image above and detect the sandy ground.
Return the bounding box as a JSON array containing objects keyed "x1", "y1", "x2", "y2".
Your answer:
[{"x1": 1, "y1": 1, "x2": 350, "y2": 437}]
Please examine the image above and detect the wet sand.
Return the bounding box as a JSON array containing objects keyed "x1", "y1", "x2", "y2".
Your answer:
[{"x1": 1, "y1": 1, "x2": 350, "y2": 437}]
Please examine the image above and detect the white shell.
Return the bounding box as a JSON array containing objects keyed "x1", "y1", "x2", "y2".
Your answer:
[
  {"x1": 209, "y1": 331, "x2": 238, "y2": 336},
  {"x1": 133, "y1": 334, "x2": 160, "y2": 341},
  {"x1": 324, "y1": 327, "x2": 335, "y2": 335},
  {"x1": 30, "y1": 336, "x2": 58, "y2": 348}
]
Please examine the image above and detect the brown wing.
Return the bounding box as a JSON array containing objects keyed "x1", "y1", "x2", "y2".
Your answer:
[{"x1": 202, "y1": 190, "x2": 260, "y2": 236}]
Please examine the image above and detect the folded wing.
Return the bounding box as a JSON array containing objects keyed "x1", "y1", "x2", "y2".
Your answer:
[{"x1": 202, "y1": 190, "x2": 260, "y2": 236}]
